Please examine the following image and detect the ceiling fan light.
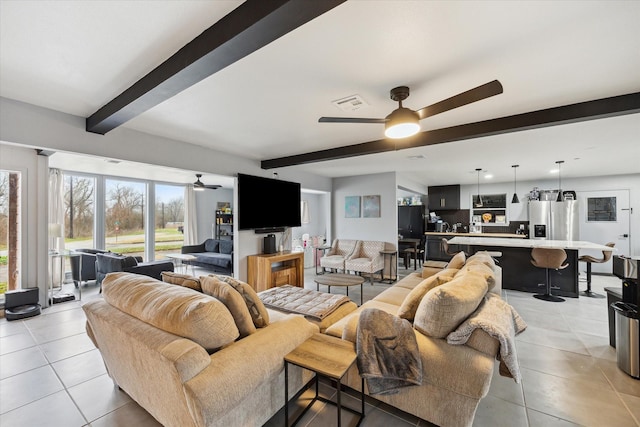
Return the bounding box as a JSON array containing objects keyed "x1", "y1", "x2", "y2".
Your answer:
[
  {"x1": 194, "y1": 185, "x2": 205, "y2": 192},
  {"x1": 384, "y1": 108, "x2": 420, "y2": 139}
]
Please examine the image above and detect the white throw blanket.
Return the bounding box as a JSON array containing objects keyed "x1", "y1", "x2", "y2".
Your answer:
[
  {"x1": 446, "y1": 293, "x2": 527, "y2": 383},
  {"x1": 258, "y1": 285, "x2": 350, "y2": 320}
]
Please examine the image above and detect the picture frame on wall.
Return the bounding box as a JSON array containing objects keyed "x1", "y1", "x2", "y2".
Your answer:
[
  {"x1": 345, "y1": 196, "x2": 361, "y2": 218},
  {"x1": 362, "y1": 195, "x2": 381, "y2": 218}
]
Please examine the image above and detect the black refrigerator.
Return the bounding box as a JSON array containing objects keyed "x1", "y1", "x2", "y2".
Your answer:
[{"x1": 398, "y1": 205, "x2": 426, "y2": 239}]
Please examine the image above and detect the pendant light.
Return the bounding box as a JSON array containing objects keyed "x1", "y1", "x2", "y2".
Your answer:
[
  {"x1": 555, "y1": 160, "x2": 564, "y2": 202},
  {"x1": 474, "y1": 168, "x2": 483, "y2": 207},
  {"x1": 511, "y1": 165, "x2": 520, "y2": 203}
]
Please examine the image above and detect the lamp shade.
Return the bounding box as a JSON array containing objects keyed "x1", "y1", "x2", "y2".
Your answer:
[
  {"x1": 384, "y1": 108, "x2": 420, "y2": 139},
  {"x1": 48, "y1": 223, "x2": 63, "y2": 237}
]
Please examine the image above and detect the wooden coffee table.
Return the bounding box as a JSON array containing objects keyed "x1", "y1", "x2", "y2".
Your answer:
[
  {"x1": 284, "y1": 333, "x2": 364, "y2": 427},
  {"x1": 314, "y1": 273, "x2": 365, "y2": 305}
]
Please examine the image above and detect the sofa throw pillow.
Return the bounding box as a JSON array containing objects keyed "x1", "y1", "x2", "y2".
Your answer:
[
  {"x1": 200, "y1": 276, "x2": 256, "y2": 337},
  {"x1": 218, "y1": 240, "x2": 233, "y2": 255},
  {"x1": 413, "y1": 271, "x2": 488, "y2": 338},
  {"x1": 398, "y1": 275, "x2": 451, "y2": 321},
  {"x1": 213, "y1": 275, "x2": 270, "y2": 328},
  {"x1": 459, "y1": 262, "x2": 496, "y2": 291},
  {"x1": 446, "y1": 251, "x2": 466, "y2": 269},
  {"x1": 204, "y1": 239, "x2": 219, "y2": 252},
  {"x1": 102, "y1": 272, "x2": 239, "y2": 352},
  {"x1": 466, "y1": 251, "x2": 496, "y2": 269},
  {"x1": 161, "y1": 271, "x2": 202, "y2": 292}
]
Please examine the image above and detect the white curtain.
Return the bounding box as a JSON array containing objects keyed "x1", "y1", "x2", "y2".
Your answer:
[
  {"x1": 49, "y1": 168, "x2": 65, "y2": 286},
  {"x1": 184, "y1": 184, "x2": 199, "y2": 245}
]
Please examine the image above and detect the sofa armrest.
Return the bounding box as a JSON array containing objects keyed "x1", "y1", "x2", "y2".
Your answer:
[
  {"x1": 464, "y1": 328, "x2": 500, "y2": 357},
  {"x1": 182, "y1": 243, "x2": 205, "y2": 254},
  {"x1": 183, "y1": 316, "x2": 318, "y2": 424}
]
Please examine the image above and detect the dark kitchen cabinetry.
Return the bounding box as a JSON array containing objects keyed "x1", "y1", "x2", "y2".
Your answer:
[
  {"x1": 398, "y1": 205, "x2": 426, "y2": 239},
  {"x1": 428, "y1": 185, "x2": 460, "y2": 211}
]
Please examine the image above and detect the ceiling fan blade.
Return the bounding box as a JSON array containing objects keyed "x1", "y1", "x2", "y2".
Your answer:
[
  {"x1": 205, "y1": 185, "x2": 221, "y2": 189},
  {"x1": 416, "y1": 80, "x2": 503, "y2": 120},
  {"x1": 319, "y1": 117, "x2": 386, "y2": 124}
]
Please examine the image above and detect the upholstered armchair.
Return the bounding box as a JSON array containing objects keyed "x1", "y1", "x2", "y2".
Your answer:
[
  {"x1": 95, "y1": 252, "x2": 174, "y2": 289},
  {"x1": 70, "y1": 248, "x2": 110, "y2": 288},
  {"x1": 345, "y1": 240, "x2": 385, "y2": 284},
  {"x1": 320, "y1": 239, "x2": 360, "y2": 272}
]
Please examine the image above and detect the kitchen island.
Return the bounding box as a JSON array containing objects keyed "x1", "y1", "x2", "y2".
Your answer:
[
  {"x1": 447, "y1": 237, "x2": 615, "y2": 298},
  {"x1": 424, "y1": 232, "x2": 526, "y2": 262}
]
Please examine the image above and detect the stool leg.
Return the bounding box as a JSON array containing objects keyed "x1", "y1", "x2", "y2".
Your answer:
[
  {"x1": 534, "y1": 268, "x2": 565, "y2": 302},
  {"x1": 581, "y1": 262, "x2": 605, "y2": 298}
]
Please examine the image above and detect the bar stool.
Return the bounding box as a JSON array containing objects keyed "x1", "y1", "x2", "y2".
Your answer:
[
  {"x1": 531, "y1": 247, "x2": 568, "y2": 303},
  {"x1": 578, "y1": 242, "x2": 615, "y2": 298}
]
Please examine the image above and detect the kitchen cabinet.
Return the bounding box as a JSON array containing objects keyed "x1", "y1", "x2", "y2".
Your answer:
[
  {"x1": 428, "y1": 185, "x2": 460, "y2": 211},
  {"x1": 425, "y1": 235, "x2": 452, "y2": 262}
]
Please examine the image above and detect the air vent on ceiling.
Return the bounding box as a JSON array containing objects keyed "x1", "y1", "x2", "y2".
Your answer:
[
  {"x1": 407, "y1": 155, "x2": 426, "y2": 160},
  {"x1": 332, "y1": 94, "x2": 368, "y2": 112}
]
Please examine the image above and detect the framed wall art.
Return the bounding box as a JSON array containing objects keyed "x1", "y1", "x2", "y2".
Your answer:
[
  {"x1": 362, "y1": 195, "x2": 381, "y2": 218},
  {"x1": 345, "y1": 196, "x2": 361, "y2": 218}
]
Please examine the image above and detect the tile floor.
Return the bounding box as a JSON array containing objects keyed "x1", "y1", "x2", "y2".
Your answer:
[{"x1": 1, "y1": 266, "x2": 639, "y2": 427}]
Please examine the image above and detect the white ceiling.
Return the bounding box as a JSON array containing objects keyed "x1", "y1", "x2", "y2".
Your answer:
[{"x1": 1, "y1": 1, "x2": 639, "y2": 189}]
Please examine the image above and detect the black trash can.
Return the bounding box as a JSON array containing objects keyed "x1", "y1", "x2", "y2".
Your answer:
[{"x1": 611, "y1": 302, "x2": 639, "y2": 379}]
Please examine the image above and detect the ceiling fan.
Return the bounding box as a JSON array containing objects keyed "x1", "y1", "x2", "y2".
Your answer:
[
  {"x1": 319, "y1": 80, "x2": 503, "y2": 139},
  {"x1": 193, "y1": 174, "x2": 221, "y2": 191}
]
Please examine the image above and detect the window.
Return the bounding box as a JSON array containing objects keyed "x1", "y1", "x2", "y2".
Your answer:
[
  {"x1": 154, "y1": 184, "x2": 185, "y2": 260},
  {"x1": 0, "y1": 170, "x2": 21, "y2": 302},
  {"x1": 64, "y1": 175, "x2": 95, "y2": 248},
  {"x1": 105, "y1": 179, "x2": 146, "y2": 257}
]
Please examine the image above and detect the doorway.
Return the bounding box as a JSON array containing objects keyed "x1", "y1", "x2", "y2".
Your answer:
[{"x1": 576, "y1": 189, "x2": 630, "y2": 274}]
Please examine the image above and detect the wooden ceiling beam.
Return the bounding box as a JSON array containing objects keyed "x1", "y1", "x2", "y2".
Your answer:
[
  {"x1": 261, "y1": 91, "x2": 640, "y2": 169},
  {"x1": 86, "y1": 0, "x2": 346, "y2": 135}
]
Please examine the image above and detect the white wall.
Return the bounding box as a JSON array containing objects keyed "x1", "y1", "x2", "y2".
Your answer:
[
  {"x1": 332, "y1": 172, "x2": 398, "y2": 249},
  {"x1": 0, "y1": 144, "x2": 49, "y2": 305},
  {"x1": 459, "y1": 174, "x2": 640, "y2": 255},
  {"x1": 195, "y1": 188, "x2": 234, "y2": 243},
  {"x1": 0, "y1": 97, "x2": 332, "y2": 193}
]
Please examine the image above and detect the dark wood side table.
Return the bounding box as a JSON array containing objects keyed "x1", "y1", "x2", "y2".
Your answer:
[
  {"x1": 379, "y1": 250, "x2": 397, "y2": 283},
  {"x1": 284, "y1": 333, "x2": 364, "y2": 427}
]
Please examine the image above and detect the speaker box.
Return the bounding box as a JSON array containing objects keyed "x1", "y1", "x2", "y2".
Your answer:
[
  {"x1": 4, "y1": 288, "x2": 41, "y2": 321},
  {"x1": 263, "y1": 234, "x2": 276, "y2": 254}
]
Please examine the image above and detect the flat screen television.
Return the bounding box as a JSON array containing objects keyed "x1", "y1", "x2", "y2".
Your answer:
[{"x1": 237, "y1": 173, "x2": 301, "y2": 231}]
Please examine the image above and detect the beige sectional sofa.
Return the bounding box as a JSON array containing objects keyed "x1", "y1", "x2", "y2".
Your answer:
[
  {"x1": 84, "y1": 251, "x2": 513, "y2": 427},
  {"x1": 324, "y1": 251, "x2": 507, "y2": 427}
]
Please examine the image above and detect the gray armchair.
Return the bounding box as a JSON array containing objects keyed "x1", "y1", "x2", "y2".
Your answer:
[
  {"x1": 95, "y1": 253, "x2": 174, "y2": 289},
  {"x1": 70, "y1": 248, "x2": 110, "y2": 288}
]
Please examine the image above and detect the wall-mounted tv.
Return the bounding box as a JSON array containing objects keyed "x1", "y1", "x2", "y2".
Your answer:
[{"x1": 237, "y1": 173, "x2": 301, "y2": 232}]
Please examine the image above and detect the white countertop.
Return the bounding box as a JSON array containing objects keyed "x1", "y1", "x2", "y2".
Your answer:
[
  {"x1": 448, "y1": 236, "x2": 617, "y2": 252},
  {"x1": 425, "y1": 232, "x2": 526, "y2": 238}
]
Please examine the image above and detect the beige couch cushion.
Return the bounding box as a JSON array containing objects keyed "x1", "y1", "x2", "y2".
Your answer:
[
  {"x1": 200, "y1": 276, "x2": 256, "y2": 337},
  {"x1": 398, "y1": 272, "x2": 456, "y2": 321},
  {"x1": 447, "y1": 251, "x2": 466, "y2": 269},
  {"x1": 102, "y1": 272, "x2": 239, "y2": 352},
  {"x1": 161, "y1": 271, "x2": 202, "y2": 292},
  {"x1": 413, "y1": 271, "x2": 488, "y2": 338},
  {"x1": 459, "y1": 262, "x2": 496, "y2": 291},
  {"x1": 467, "y1": 251, "x2": 497, "y2": 268},
  {"x1": 213, "y1": 275, "x2": 270, "y2": 328}
]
